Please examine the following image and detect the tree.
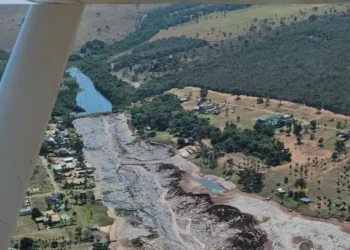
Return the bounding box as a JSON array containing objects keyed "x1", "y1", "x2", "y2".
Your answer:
[
  {"x1": 75, "y1": 226, "x2": 83, "y2": 241},
  {"x1": 20, "y1": 237, "x2": 34, "y2": 250},
  {"x1": 31, "y1": 208, "x2": 42, "y2": 219},
  {"x1": 91, "y1": 194, "x2": 96, "y2": 204},
  {"x1": 337, "y1": 121, "x2": 342, "y2": 129},
  {"x1": 294, "y1": 178, "x2": 306, "y2": 189},
  {"x1": 296, "y1": 134, "x2": 302, "y2": 145},
  {"x1": 200, "y1": 88, "x2": 208, "y2": 101},
  {"x1": 332, "y1": 152, "x2": 338, "y2": 161},
  {"x1": 80, "y1": 193, "x2": 86, "y2": 204},
  {"x1": 310, "y1": 120, "x2": 317, "y2": 130},
  {"x1": 284, "y1": 176, "x2": 288, "y2": 184},
  {"x1": 39, "y1": 142, "x2": 50, "y2": 156},
  {"x1": 73, "y1": 211, "x2": 77, "y2": 221},
  {"x1": 71, "y1": 138, "x2": 84, "y2": 152},
  {"x1": 335, "y1": 140, "x2": 346, "y2": 153},
  {"x1": 310, "y1": 133, "x2": 315, "y2": 140},
  {"x1": 77, "y1": 153, "x2": 85, "y2": 163},
  {"x1": 293, "y1": 123, "x2": 302, "y2": 135},
  {"x1": 237, "y1": 168, "x2": 264, "y2": 193},
  {"x1": 257, "y1": 97, "x2": 264, "y2": 104},
  {"x1": 227, "y1": 158, "x2": 233, "y2": 165},
  {"x1": 74, "y1": 194, "x2": 79, "y2": 204}
]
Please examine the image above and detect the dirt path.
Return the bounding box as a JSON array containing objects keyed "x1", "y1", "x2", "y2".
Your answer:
[{"x1": 40, "y1": 157, "x2": 60, "y2": 193}]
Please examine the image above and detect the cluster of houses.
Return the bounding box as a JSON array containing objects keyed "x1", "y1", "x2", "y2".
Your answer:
[
  {"x1": 52, "y1": 157, "x2": 95, "y2": 188},
  {"x1": 255, "y1": 114, "x2": 295, "y2": 128},
  {"x1": 337, "y1": 130, "x2": 350, "y2": 142},
  {"x1": 45, "y1": 123, "x2": 96, "y2": 188},
  {"x1": 193, "y1": 101, "x2": 228, "y2": 115}
]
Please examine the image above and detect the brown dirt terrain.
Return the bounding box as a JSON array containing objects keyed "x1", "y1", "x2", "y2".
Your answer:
[
  {"x1": 168, "y1": 87, "x2": 350, "y2": 220},
  {"x1": 0, "y1": 4, "x2": 163, "y2": 51}
]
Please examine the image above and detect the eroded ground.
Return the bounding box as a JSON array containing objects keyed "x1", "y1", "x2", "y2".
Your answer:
[{"x1": 74, "y1": 114, "x2": 350, "y2": 250}]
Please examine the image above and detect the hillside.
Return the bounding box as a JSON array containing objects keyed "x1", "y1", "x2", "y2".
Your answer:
[
  {"x1": 0, "y1": 4, "x2": 162, "y2": 51},
  {"x1": 150, "y1": 4, "x2": 348, "y2": 42},
  {"x1": 140, "y1": 13, "x2": 350, "y2": 115}
]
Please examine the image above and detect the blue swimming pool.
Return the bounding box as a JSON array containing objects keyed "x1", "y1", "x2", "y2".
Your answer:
[{"x1": 198, "y1": 177, "x2": 225, "y2": 194}]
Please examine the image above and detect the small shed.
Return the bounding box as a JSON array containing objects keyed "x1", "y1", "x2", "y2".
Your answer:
[{"x1": 300, "y1": 198, "x2": 311, "y2": 204}]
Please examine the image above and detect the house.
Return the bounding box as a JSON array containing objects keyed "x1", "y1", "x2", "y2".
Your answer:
[
  {"x1": 63, "y1": 157, "x2": 74, "y2": 163},
  {"x1": 255, "y1": 114, "x2": 294, "y2": 128},
  {"x1": 43, "y1": 210, "x2": 55, "y2": 217},
  {"x1": 42, "y1": 214, "x2": 61, "y2": 225},
  {"x1": 300, "y1": 198, "x2": 311, "y2": 204},
  {"x1": 65, "y1": 162, "x2": 77, "y2": 171},
  {"x1": 20, "y1": 206, "x2": 32, "y2": 216},
  {"x1": 54, "y1": 147, "x2": 70, "y2": 157},
  {"x1": 44, "y1": 136, "x2": 56, "y2": 144},
  {"x1": 84, "y1": 162, "x2": 94, "y2": 170},
  {"x1": 53, "y1": 164, "x2": 63, "y2": 174},
  {"x1": 212, "y1": 109, "x2": 220, "y2": 115},
  {"x1": 179, "y1": 97, "x2": 189, "y2": 103},
  {"x1": 45, "y1": 193, "x2": 62, "y2": 205},
  {"x1": 198, "y1": 102, "x2": 215, "y2": 111}
]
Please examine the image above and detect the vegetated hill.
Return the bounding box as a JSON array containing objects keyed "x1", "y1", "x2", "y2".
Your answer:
[
  {"x1": 78, "y1": 5, "x2": 250, "y2": 110},
  {"x1": 0, "y1": 4, "x2": 162, "y2": 51},
  {"x1": 150, "y1": 4, "x2": 348, "y2": 42},
  {"x1": 139, "y1": 14, "x2": 350, "y2": 115},
  {"x1": 112, "y1": 37, "x2": 208, "y2": 72}
]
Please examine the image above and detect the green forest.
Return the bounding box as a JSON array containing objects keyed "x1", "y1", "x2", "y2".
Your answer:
[
  {"x1": 112, "y1": 37, "x2": 208, "y2": 71},
  {"x1": 131, "y1": 94, "x2": 291, "y2": 166},
  {"x1": 77, "y1": 4, "x2": 250, "y2": 110},
  {"x1": 52, "y1": 77, "x2": 85, "y2": 116},
  {"x1": 139, "y1": 15, "x2": 350, "y2": 115}
]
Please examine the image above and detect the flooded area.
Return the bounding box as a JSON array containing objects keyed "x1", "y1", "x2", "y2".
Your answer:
[
  {"x1": 66, "y1": 67, "x2": 112, "y2": 115},
  {"x1": 74, "y1": 113, "x2": 350, "y2": 250}
]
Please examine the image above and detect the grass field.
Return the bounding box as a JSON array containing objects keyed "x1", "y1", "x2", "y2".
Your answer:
[
  {"x1": 151, "y1": 4, "x2": 349, "y2": 42},
  {"x1": 168, "y1": 87, "x2": 350, "y2": 219},
  {"x1": 30, "y1": 196, "x2": 48, "y2": 211},
  {"x1": 0, "y1": 4, "x2": 162, "y2": 51},
  {"x1": 29, "y1": 163, "x2": 53, "y2": 195}
]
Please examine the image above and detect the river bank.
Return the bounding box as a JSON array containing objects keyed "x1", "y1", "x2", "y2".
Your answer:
[{"x1": 74, "y1": 113, "x2": 350, "y2": 250}]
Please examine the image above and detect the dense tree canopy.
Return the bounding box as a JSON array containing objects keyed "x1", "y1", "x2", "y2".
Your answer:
[
  {"x1": 112, "y1": 37, "x2": 208, "y2": 71},
  {"x1": 131, "y1": 94, "x2": 182, "y2": 131},
  {"x1": 52, "y1": 78, "x2": 85, "y2": 116},
  {"x1": 212, "y1": 126, "x2": 291, "y2": 166},
  {"x1": 137, "y1": 15, "x2": 350, "y2": 115}
]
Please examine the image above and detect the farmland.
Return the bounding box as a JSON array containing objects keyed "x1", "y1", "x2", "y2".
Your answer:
[
  {"x1": 168, "y1": 87, "x2": 350, "y2": 219},
  {"x1": 151, "y1": 4, "x2": 349, "y2": 42}
]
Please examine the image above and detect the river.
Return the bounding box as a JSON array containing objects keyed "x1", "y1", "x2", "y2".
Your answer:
[{"x1": 66, "y1": 67, "x2": 112, "y2": 116}]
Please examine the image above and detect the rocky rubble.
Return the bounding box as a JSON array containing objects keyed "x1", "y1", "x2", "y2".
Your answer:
[{"x1": 74, "y1": 114, "x2": 267, "y2": 250}]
